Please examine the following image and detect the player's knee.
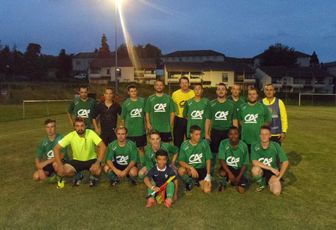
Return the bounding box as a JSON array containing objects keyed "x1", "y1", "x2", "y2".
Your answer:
[
  {"x1": 33, "y1": 171, "x2": 40, "y2": 181},
  {"x1": 251, "y1": 166, "x2": 262, "y2": 176},
  {"x1": 38, "y1": 170, "x2": 47, "y2": 180},
  {"x1": 203, "y1": 184, "x2": 211, "y2": 193},
  {"x1": 130, "y1": 167, "x2": 138, "y2": 177},
  {"x1": 103, "y1": 165, "x2": 110, "y2": 173},
  {"x1": 237, "y1": 186, "x2": 245, "y2": 194},
  {"x1": 178, "y1": 167, "x2": 186, "y2": 176}
]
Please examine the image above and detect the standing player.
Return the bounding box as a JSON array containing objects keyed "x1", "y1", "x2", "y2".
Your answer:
[
  {"x1": 183, "y1": 83, "x2": 209, "y2": 138},
  {"x1": 121, "y1": 85, "x2": 146, "y2": 167},
  {"x1": 33, "y1": 119, "x2": 66, "y2": 181},
  {"x1": 178, "y1": 125, "x2": 212, "y2": 193},
  {"x1": 251, "y1": 126, "x2": 289, "y2": 195},
  {"x1": 205, "y1": 83, "x2": 238, "y2": 173},
  {"x1": 94, "y1": 87, "x2": 121, "y2": 146},
  {"x1": 172, "y1": 77, "x2": 195, "y2": 147},
  {"x1": 218, "y1": 126, "x2": 249, "y2": 193},
  {"x1": 144, "y1": 149, "x2": 177, "y2": 208},
  {"x1": 139, "y1": 131, "x2": 179, "y2": 178},
  {"x1": 228, "y1": 84, "x2": 246, "y2": 110},
  {"x1": 67, "y1": 85, "x2": 96, "y2": 129},
  {"x1": 105, "y1": 127, "x2": 138, "y2": 186},
  {"x1": 262, "y1": 84, "x2": 288, "y2": 145},
  {"x1": 237, "y1": 87, "x2": 272, "y2": 153},
  {"x1": 145, "y1": 79, "x2": 175, "y2": 142},
  {"x1": 54, "y1": 118, "x2": 106, "y2": 187}
]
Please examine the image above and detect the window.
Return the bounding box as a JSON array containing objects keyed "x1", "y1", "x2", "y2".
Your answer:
[
  {"x1": 107, "y1": 69, "x2": 110, "y2": 75},
  {"x1": 222, "y1": 73, "x2": 229, "y2": 82},
  {"x1": 76, "y1": 60, "x2": 81, "y2": 66}
]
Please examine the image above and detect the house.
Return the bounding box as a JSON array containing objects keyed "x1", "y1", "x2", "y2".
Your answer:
[
  {"x1": 134, "y1": 58, "x2": 158, "y2": 84},
  {"x1": 89, "y1": 57, "x2": 134, "y2": 84},
  {"x1": 72, "y1": 52, "x2": 98, "y2": 74},
  {"x1": 255, "y1": 66, "x2": 334, "y2": 93},
  {"x1": 162, "y1": 50, "x2": 225, "y2": 63},
  {"x1": 324, "y1": 61, "x2": 336, "y2": 77},
  {"x1": 253, "y1": 51, "x2": 311, "y2": 67},
  {"x1": 164, "y1": 60, "x2": 255, "y2": 88}
]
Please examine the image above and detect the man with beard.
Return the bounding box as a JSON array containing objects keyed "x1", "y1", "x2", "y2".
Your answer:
[
  {"x1": 205, "y1": 83, "x2": 238, "y2": 174},
  {"x1": 172, "y1": 77, "x2": 195, "y2": 147},
  {"x1": 54, "y1": 117, "x2": 106, "y2": 187},
  {"x1": 145, "y1": 79, "x2": 175, "y2": 142},
  {"x1": 237, "y1": 88, "x2": 272, "y2": 153}
]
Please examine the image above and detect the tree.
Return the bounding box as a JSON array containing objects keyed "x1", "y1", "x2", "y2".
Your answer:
[
  {"x1": 0, "y1": 46, "x2": 11, "y2": 75},
  {"x1": 310, "y1": 51, "x2": 319, "y2": 67},
  {"x1": 260, "y1": 43, "x2": 297, "y2": 67},
  {"x1": 24, "y1": 43, "x2": 45, "y2": 80},
  {"x1": 98, "y1": 34, "x2": 111, "y2": 58}
]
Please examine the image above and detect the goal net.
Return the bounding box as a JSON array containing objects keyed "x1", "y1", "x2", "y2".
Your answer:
[
  {"x1": 22, "y1": 99, "x2": 72, "y2": 119},
  {"x1": 298, "y1": 93, "x2": 336, "y2": 106}
]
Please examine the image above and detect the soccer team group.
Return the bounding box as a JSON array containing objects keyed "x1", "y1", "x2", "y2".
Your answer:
[{"x1": 33, "y1": 77, "x2": 289, "y2": 208}]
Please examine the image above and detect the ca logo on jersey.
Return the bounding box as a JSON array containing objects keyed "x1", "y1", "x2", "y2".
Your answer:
[
  {"x1": 244, "y1": 114, "x2": 258, "y2": 123},
  {"x1": 191, "y1": 110, "x2": 204, "y2": 120},
  {"x1": 130, "y1": 108, "x2": 142, "y2": 118},
  {"x1": 116, "y1": 155, "x2": 129, "y2": 165},
  {"x1": 226, "y1": 156, "x2": 240, "y2": 167},
  {"x1": 77, "y1": 109, "x2": 90, "y2": 118},
  {"x1": 47, "y1": 150, "x2": 54, "y2": 159},
  {"x1": 215, "y1": 111, "x2": 229, "y2": 120},
  {"x1": 154, "y1": 103, "x2": 167, "y2": 112},
  {"x1": 189, "y1": 153, "x2": 203, "y2": 164},
  {"x1": 258, "y1": 157, "x2": 272, "y2": 166}
]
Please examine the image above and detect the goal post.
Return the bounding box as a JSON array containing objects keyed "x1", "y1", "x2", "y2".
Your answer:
[
  {"x1": 298, "y1": 93, "x2": 336, "y2": 106},
  {"x1": 22, "y1": 99, "x2": 72, "y2": 119}
]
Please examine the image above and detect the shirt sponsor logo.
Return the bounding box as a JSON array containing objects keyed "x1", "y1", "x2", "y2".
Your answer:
[
  {"x1": 258, "y1": 157, "x2": 272, "y2": 166},
  {"x1": 153, "y1": 103, "x2": 167, "y2": 112},
  {"x1": 191, "y1": 110, "x2": 204, "y2": 120},
  {"x1": 226, "y1": 156, "x2": 240, "y2": 167},
  {"x1": 47, "y1": 150, "x2": 54, "y2": 159},
  {"x1": 116, "y1": 155, "x2": 129, "y2": 165},
  {"x1": 130, "y1": 108, "x2": 142, "y2": 118},
  {"x1": 215, "y1": 111, "x2": 229, "y2": 120},
  {"x1": 244, "y1": 114, "x2": 258, "y2": 123},
  {"x1": 189, "y1": 153, "x2": 203, "y2": 164},
  {"x1": 77, "y1": 109, "x2": 90, "y2": 118}
]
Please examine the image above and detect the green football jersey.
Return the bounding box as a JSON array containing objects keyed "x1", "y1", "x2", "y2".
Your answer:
[
  {"x1": 178, "y1": 139, "x2": 212, "y2": 169},
  {"x1": 36, "y1": 133, "x2": 67, "y2": 160},
  {"x1": 121, "y1": 97, "x2": 146, "y2": 137},
  {"x1": 68, "y1": 97, "x2": 96, "y2": 129},
  {"x1": 106, "y1": 140, "x2": 138, "y2": 166},
  {"x1": 228, "y1": 95, "x2": 246, "y2": 111},
  {"x1": 237, "y1": 102, "x2": 272, "y2": 144},
  {"x1": 208, "y1": 99, "x2": 237, "y2": 131},
  {"x1": 144, "y1": 94, "x2": 175, "y2": 133},
  {"x1": 183, "y1": 97, "x2": 210, "y2": 138},
  {"x1": 218, "y1": 139, "x2": 249, "y2": 170},
  {"x1": 251, "y1": 141, "x2": 288, "y2": 170},
  {"x1": 144, "y1": 143, "x2": 179, "y2": 170}
]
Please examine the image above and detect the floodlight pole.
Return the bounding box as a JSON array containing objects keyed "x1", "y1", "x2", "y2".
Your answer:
[{"x1": 114, "y1": 0, "x2": 119, "y2": 94}]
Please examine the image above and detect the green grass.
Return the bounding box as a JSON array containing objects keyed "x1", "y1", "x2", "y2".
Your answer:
[{"x1": 0, "y1": 106, "x2": 336, "y2": 229}]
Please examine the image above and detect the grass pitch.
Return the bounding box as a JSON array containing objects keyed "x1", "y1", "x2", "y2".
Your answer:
[{"x1": 0, "y1": 105, "x2": 335, "y2": 229}]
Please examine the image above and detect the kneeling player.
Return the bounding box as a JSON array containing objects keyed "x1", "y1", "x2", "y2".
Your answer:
[
  {"x1": 33, "y1": 119, "x2": 66, "y2": 182},
  {"x1": 105, "y1": 126, "x2": 138, "y2": 186},
  {"x1": 218, "y1": 126, "x2": 249, "y2": 193},
  {"x1": 144, "y1": 149, "x2": 177, "y2": 208},
  {"x1": 251, "y1": 126, "x2": 289, "y2": 196},
  {"x1": 139, "y1": 131, "x2": 178, "y2": 179},
  {"x1": 178, "y1": 125, "x2": 212, "y2": 193},
  {"x1": 54, "y1": 118, "x2": 106, "y2": 187}
]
